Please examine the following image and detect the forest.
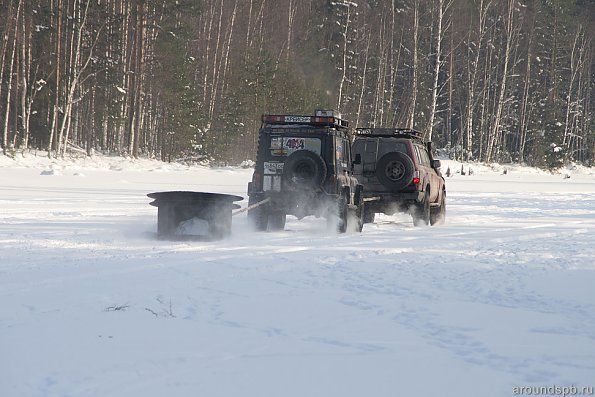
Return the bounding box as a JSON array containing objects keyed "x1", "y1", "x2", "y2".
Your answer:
[{"x1": 0, "y1": 0, "x2": 593, "y2": 168}]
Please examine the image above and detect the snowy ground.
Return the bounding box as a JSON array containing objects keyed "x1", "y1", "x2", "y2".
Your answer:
[{"x1": 1, "y1": 153, "x2": 594, "y2": 397}]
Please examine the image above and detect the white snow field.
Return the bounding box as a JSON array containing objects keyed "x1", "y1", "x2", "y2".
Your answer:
[{"x1": 1, "y1": 153, "x2": 594, "y2": 397}]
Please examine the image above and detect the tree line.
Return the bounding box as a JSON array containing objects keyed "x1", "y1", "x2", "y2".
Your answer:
[{"x1": 0, "y1": 0, "x2": 593, "y2": 168}]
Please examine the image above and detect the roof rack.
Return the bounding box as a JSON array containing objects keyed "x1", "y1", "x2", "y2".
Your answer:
[
  {"x1": 355, "y1": 127, "x2": 424, "y2": 141},
  {"x1": 262, "y1": 112, "x2": 348, "y2": 129}
]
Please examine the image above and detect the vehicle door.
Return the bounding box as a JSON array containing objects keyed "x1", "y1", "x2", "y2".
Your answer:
[
  {"x1": 414, "y1": 145, "x2": 439, "y2": 202},
  {"x1": 264, "y1": 131, "x2": 324, "y2": 192},
  {"x1": 335, "y1": 135, "x2": 357, "y2": 192}
]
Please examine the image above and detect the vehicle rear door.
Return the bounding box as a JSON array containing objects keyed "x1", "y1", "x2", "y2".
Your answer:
[{"x1": 414, "y1": 144, "x2": 439, "y2": 202}]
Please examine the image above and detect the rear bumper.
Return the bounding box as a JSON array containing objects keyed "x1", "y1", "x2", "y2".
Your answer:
[
  {"x1": 363, "y1": 191, "x2": 424, "y2": 214},
  {"x1": 248, "y1": 187, "x2": 339, "y2": 218}
]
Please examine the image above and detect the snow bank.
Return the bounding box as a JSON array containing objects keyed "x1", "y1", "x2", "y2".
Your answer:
[{"x1": 1, "y1": 152, "x2": 594, "y2": 397}]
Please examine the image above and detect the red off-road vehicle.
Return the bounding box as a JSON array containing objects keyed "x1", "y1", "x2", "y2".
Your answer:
[{"x1": 351, "y1": 128, "x2": 446, "y2": 226}]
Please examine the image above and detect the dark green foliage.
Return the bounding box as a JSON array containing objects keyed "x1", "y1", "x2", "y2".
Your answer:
[
  {"x1": 208, "y1": 53, "x2": 330, "y2": 162},
  {"x1": 149, "y1": 1, "x2": 207, "y2": 161},
  {"x1": 0, "y1": 0, "x2": 591, "y2": 168}
]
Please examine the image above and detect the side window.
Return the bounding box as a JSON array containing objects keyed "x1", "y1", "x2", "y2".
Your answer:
[
  {"x1": 415, "y1": 146, "x2": 431, "y2": 167},
  {"x1": 343, "y1": 138, "x2": 351, "y2": 165},
  {"x1": 413, "y1": 146, "x2": 422, "y2": 165},
  {"x1": 335, "y1": 137, "x2": 349, "y2": 169}
]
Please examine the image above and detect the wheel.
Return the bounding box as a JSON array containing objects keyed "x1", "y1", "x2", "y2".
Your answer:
[
  {"x1": 412, "y1": 190, "x2": 430, "y2": 226},
  {"x1": 430, "y1": 191, "x2": 446, "y2": 225},
  {"x1": 282, "y1": 150, "x2": 327, "y2": 190},
  {"x1": 375, "y1": 152, "x2": 415, "y2": 191},
  {"x1": 336, "y1": 198, "x2": 349, "y2": 233},
  {"x1": 352, "y1": 209, "x2": 364, "y2": 232},
  {"x1": 268, "y1": 211, "x2": 286, "y2": 231},
  {"x1": 327, "y1": 193, "x2": 349, "y2": 233},
  {"x1": 353, "y1": 185, "x2": 364, "y2": 232},
  {"x1": 247, "y1": 195, "x2": 268, "y2": 231}
]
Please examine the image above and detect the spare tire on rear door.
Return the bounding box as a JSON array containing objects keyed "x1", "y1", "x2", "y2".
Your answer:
[
  {"x1": 375, "y1": 152, "x2": 414, "y2": 191},
  {"x1": 282, "y1": 150, "x2": 327, "y2": 189}
]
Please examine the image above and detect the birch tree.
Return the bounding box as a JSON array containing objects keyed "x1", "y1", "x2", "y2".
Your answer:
[
  {"x1": 2, "y1": 0, "x2": 23, "y2": 155},
  {"x1": 334, "y1": 1, "x2": 358, "y2": 112},
  {"x1": 407, "y1": 0, "x2": 420, "y2": 130},
  {"x1": 57, "y1": 0, "x2": 103, "y2": 156},
  {"x1": 0, "y1": 0, "x2": 591, "y2": 166},
  {"x1": 485, "y1": 0, "x2": 516, "y2": 163},
  {"x1": 562, "y1": 26, "x2": 586, "y2": 151},
  {"x1": 425, "y1": 0, "x2": 451, "y2": 142},
  {"x1": 47, "y1": 0, "x2": 65, "y2": 157},
  {"x1": 463, "y1": 0, "x2": 490, "y2": 160}
]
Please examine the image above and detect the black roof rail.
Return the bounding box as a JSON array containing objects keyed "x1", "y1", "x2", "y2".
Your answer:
[{"x1": 355, "y1": 127, "x2": 425, "y2": 141}]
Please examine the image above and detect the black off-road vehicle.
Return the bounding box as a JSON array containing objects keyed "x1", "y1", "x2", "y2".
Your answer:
[
  {"x1": 352, "y1": 128, "x2": 446, "y2": 226},
  {"x1": 247, "y1": 110, "x2": 364, "y2": 233}
]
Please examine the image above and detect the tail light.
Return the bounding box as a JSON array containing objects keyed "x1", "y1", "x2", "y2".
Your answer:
[{"x1": 411, "y1": 170, "x2": 421, "y2": 186}]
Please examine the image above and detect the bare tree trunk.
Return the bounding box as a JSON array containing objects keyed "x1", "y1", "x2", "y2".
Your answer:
[
  {"x1": 518, "y1": 4, "x2": 535, "y2": 164},
  {"x1": 12, "y1": 27, "x2": 20, "y2": 150},
  {"x1": 407, "y1": 0, "x2": 419, "y2": 129},
  {"x1": 0, "y1": 1, "x2": 14, "y2": 136},
  {"x1": 222, "y1": 0, "x2": 238, "y2": 94},
  {"x1": 126, "y1": 0, "x2": 145, "y2": 157},
  {"x1": 208, "y1": 0, "x2": 224, "y2": 123},
  {"x1": 486, "y1": 0, "x2": 515, "y2": 163},
  {"x1": 132, "y1": 0, "x2": 145, "y2": 158},
  {"x1": 48, "y1": 0, "x2": 64, "y2": 157},
  {"x1": 388, "y1": 26, "x2": 404, "y2": 127},
  {"x1": 372, "y1": 14, "x2": 387, "y2": 127},
  {"x1": 19, "y1": 1, "x2": 32, "y2": 149},
  {"x1": 425, "y1": 0, "x2": 450, "y2": 142},
  {"x1": 336, "y1": 3, "x2": 354, "y2": 111},
  {"x1": 125, "y1": 1, "x2": 137, "y2": 154},
  {"x1": 202, "y1": 0, "x2": 215, "y2": 106},
  {"x1": 58, "y1": 0, "x2": 99, "y2": 157},
  {"x1": 252, "y1": 0, "x2": 266, "y2": 52},
  {"x1": 245, "y1": 0, "x2": 253, "y2": 58},
  {"x1": 478, "y1": 32, "x2": 495, "y2": 162},
  {"x1": 86, "y1": 86, "x2": 95, "y2": 155},
  {"x1": 58, "y1": 0, "x2": 79, "y2": 155},
  {"x1": 550, "y1": 6, "x2": 558, "y2": 111},
  {"x1": 464, "y1": 0, "x2": 489, "y2": 161},
  {"x1": 385, "y1": 0, "x2": 397, "y2": 126},
  {"x1": 286, "y1": 0, "x2": 296, "y2": 63},
  {"x1": 575, "y1": 34, "x2": 591, "y2": 163},
  {"x1": 0, "y1": 0, "x2": 16, "y2": 153},
  {"x1": 3, "y1": 0, "x2": 23, "y2": 155},
  {"x1": 562, "y1": 26, "x2": 583, "y2": 151},
  {"x1": 447, "y1": 22, "x2": 454, "y2": 153},
  {"x1": 355, "y1": 32, "x2": 371, "y2": 128}
]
